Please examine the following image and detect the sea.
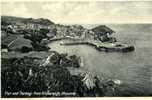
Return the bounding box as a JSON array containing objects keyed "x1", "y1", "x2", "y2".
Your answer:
[{"x1": 48, "y1": 24, "x2": 152, "y2": 96}]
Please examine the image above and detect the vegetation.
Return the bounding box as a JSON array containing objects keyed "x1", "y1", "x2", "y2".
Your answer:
[
  {"x1": 1, "y1": 57, "x2": 81, "y2": 97},
  {"x1": 1, "y1": 53, "x2": 122, "y2": 97},
  {"x1": 1, "y1": 16, "x2": 123, "y2": 97}
]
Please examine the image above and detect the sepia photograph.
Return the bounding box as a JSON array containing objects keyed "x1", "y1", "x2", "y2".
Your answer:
[{"x1": 1, "y1": 1, "x2": 152, "y2": 98}]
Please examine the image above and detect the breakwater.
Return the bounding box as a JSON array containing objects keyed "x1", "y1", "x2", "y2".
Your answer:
[{"x1": 48, "y1": 37, "x2": 134, "y2": 52}]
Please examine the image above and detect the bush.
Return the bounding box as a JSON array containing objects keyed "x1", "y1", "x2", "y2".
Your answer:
[
  {"x1": 1, "y1": 53, "x2": 122, "y2": 97},
  {"x1": 1, "y1": 57, "x2": 84, "y2": 97},
  {"x1": 21, "y1": 46, "x2": 33, "y2": 53}
]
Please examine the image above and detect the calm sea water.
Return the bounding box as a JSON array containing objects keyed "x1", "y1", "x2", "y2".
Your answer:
[{"x1": 48, "y1": 24, "x2": 152, "y2": 96}]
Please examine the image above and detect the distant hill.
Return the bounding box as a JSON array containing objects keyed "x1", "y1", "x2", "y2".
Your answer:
[
  {"x1": 91, "y1": 25, "x2": 115, "y2": 35},
  {"x1": 1, "y1": 16, "x2": 54, "y2": 26}
]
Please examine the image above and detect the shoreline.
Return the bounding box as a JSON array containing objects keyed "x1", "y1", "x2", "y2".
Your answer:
[{"x1": 48, "y1": 37, "x2": 135, "y2": 52}]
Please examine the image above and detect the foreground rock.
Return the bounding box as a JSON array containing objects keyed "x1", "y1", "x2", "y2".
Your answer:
[{"x1": 1, "y1": 51, "x2": 122, "y2": 97}]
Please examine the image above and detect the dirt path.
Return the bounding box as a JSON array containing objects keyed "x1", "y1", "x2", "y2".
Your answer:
[{"x1": 7, "y1": 37, "x2": 19, "y2": 47}]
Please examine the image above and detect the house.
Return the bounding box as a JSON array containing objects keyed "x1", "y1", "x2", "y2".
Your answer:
[{"x1": 1, "y1": 49, "x2": 8, "y2": 52}]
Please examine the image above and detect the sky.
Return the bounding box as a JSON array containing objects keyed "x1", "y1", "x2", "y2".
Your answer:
[{"x1": 1, "y1": 1, "x2": 152, "y2": 24}]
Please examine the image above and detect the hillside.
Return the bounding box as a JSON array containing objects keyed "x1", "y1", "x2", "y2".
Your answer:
[{"x1": 1, "y1": 16, "x2": 122, "y2": 97}]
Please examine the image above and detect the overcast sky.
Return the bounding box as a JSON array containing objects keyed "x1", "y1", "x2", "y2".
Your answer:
[{"x1": 1, "y1": 1, "x2": 152, "y2": 24}]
